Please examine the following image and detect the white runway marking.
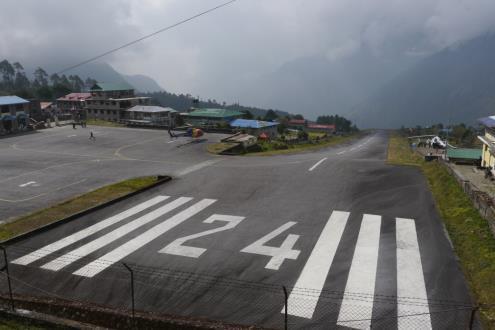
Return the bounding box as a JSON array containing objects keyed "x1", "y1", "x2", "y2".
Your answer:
[
  {"x1": 177, "y1": 159, "x2": 221, "y2": 176},
  {"x1": 12, "y1": 196, "x2": 169, "y2": 266},
  {"x1": 396, "y1": 218, "x2": 432, "y2": 330},
  {"x1": 241, "y1": 221, "x2": 300, "y2": 270},
  {"x1": 160, "y1": 214, "x2": 244, "y2": 258},
  {"x1": 41, "y1": 197, "x2": 192, "y2": 271},
  {"x1": 19, "y1": 181, "x2": 36, "y2": 187},
  {"x1": 284, "y1": 210, "x2": 349, "y2": 319},
  {"x1": 308, "y1": 158, "x2": 327, "y2": 171},
  {"x1": 73, "y1": 198, "x2": 216, "y2": 277},
  {"x1": 167, "y1": 140, "x2": 177, "y2": 143},
  {"x1": 337, "y1": 151, "x2": 346, "y2": 155},
  {"x1": 337, "y1": 214, "x2": 381, "y2": 329},
  {"x1": 67, "y1": 135, "x2": 77, "y2": 138}
]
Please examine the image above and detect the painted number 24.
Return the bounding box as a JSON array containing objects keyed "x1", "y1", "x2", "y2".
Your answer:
[{"x1": 159, "y1": 215, "x2": 301, "y2": 270}]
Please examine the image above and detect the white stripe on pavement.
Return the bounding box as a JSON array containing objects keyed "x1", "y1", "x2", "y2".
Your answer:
[
  {"x1": 41, "y1": 197, "x2": 192, "y2": 271},
  {"x1": 396, "y1": 218, "x2": 432, "y2": 330},
  {"x1": 73, "y1": 198, "x2": 216, "y2": 277},
  {"x1": 337, "y1": 214, "x2": 381, "y2": 329},
  {"x1": 337, "y1": 151, "x2": 346, "y2": 155},
  {"x1": 177, "y1": 159, "x2": 221, "y2": 177},
  {"x1": 12, "y1": 195, "x2": 169, "y2": 266},
  {"x1": 308, "y1": 158, "x2": 327, "y2": 171},
  {"x1": 19, "y1": 181, "x2": 36, "y2": 187},
  {"x1": 283, "y1": 210, "x2": 349, "y2": 319}
]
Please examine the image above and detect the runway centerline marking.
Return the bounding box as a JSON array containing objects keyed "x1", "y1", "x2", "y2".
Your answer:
[
  {"x1": 19, "y1": 181, "x2": 36, "y2": 187},
  {"x1": 73, "y1": 198, "x2": 216, "y2": 277},
  {"x1": 41, "y1": 197, "x2": 192, "y2": 271},
  {"x1": 396, "y1": 217, "x2": 432, "y2": 329},
  {"x1": 284, "y1": 210, "x2": 349, "y2": 319},
  {"x1": 308, "y1": 157, "x2": 327, "y2": 171},
  {"x1": 177, "y1": 159, "x2": 221, "y2": 176},
  {"x1": 337, "y1": 214, "x2": 381, "y2": 329},
  {"x1": 12, "y1": 196, "x2": 170, "y2": 266}
]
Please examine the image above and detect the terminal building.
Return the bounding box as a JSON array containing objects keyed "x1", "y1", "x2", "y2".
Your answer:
[{"x1": 86, "y1": 82, "x2": 150, "y2": 122}]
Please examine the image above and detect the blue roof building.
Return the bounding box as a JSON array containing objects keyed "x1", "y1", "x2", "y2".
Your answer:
[
  {"x1": 0, "y1": 95, "x2": 30, "y2": 134},
  {"x1": 0, "y1": 95, "x2": 29, "y2": 107},
  {"x1": 230, "y1": 119, "x2": 279, "y2": 138}
]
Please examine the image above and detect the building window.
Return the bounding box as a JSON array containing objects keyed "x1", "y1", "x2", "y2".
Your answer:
[{"x1": 1, "y1": 105, "x2": 9, "y2": 113}]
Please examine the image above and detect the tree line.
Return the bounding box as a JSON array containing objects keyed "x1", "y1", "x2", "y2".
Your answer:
[{"x1": 0, "y1": 59, "x2": 97, "y2": 100}]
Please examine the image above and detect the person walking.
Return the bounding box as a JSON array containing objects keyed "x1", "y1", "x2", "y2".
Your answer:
[{"x1": 89, "y1": 131, "x2": 95, "y2": 141}]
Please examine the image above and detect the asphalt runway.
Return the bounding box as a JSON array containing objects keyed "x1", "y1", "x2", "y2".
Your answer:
[{"x1": 2, "y1": 128, "x2": 475, "y2": 329}]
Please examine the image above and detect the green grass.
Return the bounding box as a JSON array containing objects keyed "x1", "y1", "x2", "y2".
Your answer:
[
  {"x1": 86, "y1": 118, "x2": 125, "y2": 128},
  {"x1": 388, "y1": 133, "x2": 495, "y2": 327},
  {"x1": 0, "y1": 176, "x2": 160, "y2": 241},
  {"x1": 246, "y1": 133, "x2": 363, "y2": 156}
]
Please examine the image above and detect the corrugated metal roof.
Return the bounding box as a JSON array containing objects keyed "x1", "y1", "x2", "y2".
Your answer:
[
  {"x1": 0, "y1": 95, "x2": 29, "y2": 106},
  {"x1": 57, "y1": 93, "x2": 92, "y2": 101},
  {"x1": 126, "y1": 105, "x2": 177, "y2": 113},
  {"x1": 447, "y1": 148, "x2": 482, "y2": 160},
  {"x1": 90, "y1": 82, "x2": 134, "y2": 92},
  {"x1": 230, "y1": 119, "x2": 279, "y2": 128},
  {"x1": 183, "y1": 108, "x2": 244, "y2": 118}
]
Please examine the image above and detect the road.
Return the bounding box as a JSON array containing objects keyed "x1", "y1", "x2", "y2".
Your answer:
[{"x1": 2, "y1": 127, "x2": 474, "y2": 329}]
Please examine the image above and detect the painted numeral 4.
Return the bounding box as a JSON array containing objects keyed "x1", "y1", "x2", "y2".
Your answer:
[{"x1": 241, "y1": 221, "x2": 301, "y2": 270}]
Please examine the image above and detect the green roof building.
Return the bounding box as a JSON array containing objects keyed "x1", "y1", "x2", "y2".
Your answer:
[
  {"x1": 181, "y1": 108, "x2": 244, "y2": 127},
  {"x1": 446, "y1": 148, "x2": 482, "y2": 164}
]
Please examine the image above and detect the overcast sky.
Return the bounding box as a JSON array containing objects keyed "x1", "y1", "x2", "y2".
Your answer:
[{"x1": 2, "y1": 0, "x2": 495, "y2": 109}]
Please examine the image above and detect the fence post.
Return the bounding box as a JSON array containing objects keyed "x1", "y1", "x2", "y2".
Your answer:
[
  {"x1": 0, "y1": 246, "x2": 14, "y2": 311},
  {"x1": 283, "y1": 286, "x2": 288, "y2": 330},
  {"x1": 469, "y1": 306, "x2": 479, "y2": 330},
  {"x1": 122, "y1": 263, "x2": 135, "y2": 324}
]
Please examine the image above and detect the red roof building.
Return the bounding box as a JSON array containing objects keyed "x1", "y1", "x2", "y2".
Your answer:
[{"x1": 57, "y1": 93, "x2": 92, "y2": 112}]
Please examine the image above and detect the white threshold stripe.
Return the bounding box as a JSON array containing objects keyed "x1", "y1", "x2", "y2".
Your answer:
[
  {"x1": 396, "y1": 218, "x2": 432, "y2": 330},
  {"x1": 12, "y1": 195, "x2": 169, "y2": 266},
  {"x1": 337, "y1": 214, "x2": 381, "y2": 329},
  {"x1": 41, "y1": 197, "x2": 192, "y2": 271},
  {"x1": 73, "y1": 198, "x2": 216, "y2": 277},
  {"x1": 283, "y1": 210, "x2": 349, "y2": 319},
  {"x1": 308, "y1": 157, "x2": 327, "y2": 171}
]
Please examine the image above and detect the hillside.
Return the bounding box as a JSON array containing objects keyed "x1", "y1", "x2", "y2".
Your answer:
[{"x1": 349, "y1": 34, "x2": 495, "y2": 128}]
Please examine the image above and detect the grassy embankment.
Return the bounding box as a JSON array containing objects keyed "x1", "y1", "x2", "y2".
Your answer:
[
  {"x1": 388, "y1": 133, "x2": 495, "y2": 327},
  {"x1": 85, "y1": 118, "x2": 125, "y2": 128},
  {"x1": 208, "y1": 132, "x2": 364, "y2": 156},
  {"x1": 0, "y1": 176, "x2": 159, "y2": 241}
]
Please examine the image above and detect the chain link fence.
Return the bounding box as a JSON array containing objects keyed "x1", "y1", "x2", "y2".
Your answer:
[{"x1": 0, "y1": 244, "x2": 491, "y2": 329}]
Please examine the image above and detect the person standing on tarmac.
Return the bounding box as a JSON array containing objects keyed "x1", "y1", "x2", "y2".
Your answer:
[{"x1": 89, "y1": 131, "x2": 95, "y2": 141}]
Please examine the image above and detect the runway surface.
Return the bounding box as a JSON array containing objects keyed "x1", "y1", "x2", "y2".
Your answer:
[{"x1": 1, "y1": 127, "x2": 474, "y2": 329}]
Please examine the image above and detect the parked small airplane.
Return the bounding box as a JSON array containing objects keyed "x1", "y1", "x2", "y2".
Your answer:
[{"x1": 408, "y1": 135, "x2": 448, "y2": 149}]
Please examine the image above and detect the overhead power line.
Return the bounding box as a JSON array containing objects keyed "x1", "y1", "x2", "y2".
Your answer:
[{"x1": 57, "y1": 0, "x2": 238, "y2": 75}]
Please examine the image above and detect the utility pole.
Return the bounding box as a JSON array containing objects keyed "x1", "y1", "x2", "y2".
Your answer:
[{"x1": 0, "y1": 246, "x2": 14, "y2": 311}]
